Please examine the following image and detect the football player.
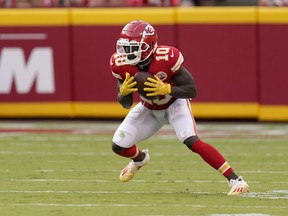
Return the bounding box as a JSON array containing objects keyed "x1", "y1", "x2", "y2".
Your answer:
[{"x1": 109, "y1": 20, "x2": 249, "y2": 195}]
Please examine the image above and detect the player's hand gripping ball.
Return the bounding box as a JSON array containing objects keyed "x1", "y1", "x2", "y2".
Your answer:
[
  {"x1": 144, "y1": 75, "x2": 171, "y2": 97},
  {"x1": 134, "y1": 72, "x2": 158, "y2": 100},
  {"x1": 120, "y1": 72, "x2": 138, "y2": 96}
]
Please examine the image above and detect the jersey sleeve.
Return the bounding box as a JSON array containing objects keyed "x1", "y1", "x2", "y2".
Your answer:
[
  {"x1": 109, "y1": 53, "x2": 124, "y2": 80},
  {"x1": 168, "y1": 46, "x2": 184, "y2": 74},
  {"x1": 110, "y1": 53, "x2": 140, "y2": 80}
]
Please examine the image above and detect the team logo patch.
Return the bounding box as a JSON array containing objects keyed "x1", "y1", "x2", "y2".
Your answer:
[{"x1": 156, "y1": 72, "x2": 168, "y2": 81}]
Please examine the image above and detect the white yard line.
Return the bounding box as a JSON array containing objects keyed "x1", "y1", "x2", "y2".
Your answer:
[
  {"x1": 0, "y1": 150, "x2": 287, "y2": 158},
  {"x1": 0, "y1": 190, "x2": 287, "y2": 199},
  {"x1": 1, "y1": 178, "x2": 286, "y2": 185},
  {"x1": 0, "y1": 169, "x2": 287, "y2": 175},
  {"x1": 0, "y1": 203, "x2": 287, "y2": 208},
  {"x1": 210, "y1": 214, "x2": 270, "y2": 216},
  {"x1": 0, "y1": 190, "x2": 212, "y2": 194}
]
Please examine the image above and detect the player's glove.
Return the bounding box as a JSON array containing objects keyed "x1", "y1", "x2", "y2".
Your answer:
[
  {"x1": 120, "y1": 72, "x2": 138, "y2": 96},
  {"x1": 144, "y1": 75, "x2": 171, "y2": 97}
]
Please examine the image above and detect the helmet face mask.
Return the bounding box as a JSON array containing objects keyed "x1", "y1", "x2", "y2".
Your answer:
[
  {"x1": 116, "y1": 38, "x2": 150, "y2": 65},
  {"x1": 116, "y1": 20, "x2": 158, "y2": 65}
]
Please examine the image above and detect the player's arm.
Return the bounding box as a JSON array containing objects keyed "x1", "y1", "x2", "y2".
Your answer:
[
  {"x1": 117, "y1": 80, "x2": 133, "y2": 109},
  {"x1": 170, "y1": 66, "x2": 197, "y2": 99}
]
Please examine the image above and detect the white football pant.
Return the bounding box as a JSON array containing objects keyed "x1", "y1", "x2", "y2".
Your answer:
[{"x1": 112, "y1": 98, "x2": 197, "y2": 148}]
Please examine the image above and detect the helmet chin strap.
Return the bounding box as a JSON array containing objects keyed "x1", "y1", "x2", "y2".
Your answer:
[
  {"x1": 139, "y1": 57, "x2": 151, "y2": 65},
  {"x1": 137, "y1": 56, "x2": 152, "y2": 70}
]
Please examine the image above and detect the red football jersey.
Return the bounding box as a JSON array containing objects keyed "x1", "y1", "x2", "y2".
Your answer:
[{"x1": 109, "y1": 45, "x2": 184, "y2": 110}]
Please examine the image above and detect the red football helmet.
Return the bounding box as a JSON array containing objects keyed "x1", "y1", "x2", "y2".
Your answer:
[{"x1": 116, "y1": 20, "x2": 158, "y2": 65}]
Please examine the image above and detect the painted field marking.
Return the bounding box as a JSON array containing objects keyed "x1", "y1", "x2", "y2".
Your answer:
[
  {"x1": 0, "y1": 203, "x2": 286, "y2": 209},
  {"x1": 1, "y1": 178, "x2": 287, "y2": 185},
  {"x1": 0, "y1": 150, "x2": 287, "y2": 160},
  {"x1": 0, "y1": 179, "x2": 257, "y2": 184},
  {"x1": 1, "y1": 168, "x2": 287, "y2": 175},
  {"x1": 4, "y1": 179, "x2": 109, "y2": 183},
  {"x1": 1, "y1": 123, "x2": 288, "y2": 139},
  {"x1": 244, "y1": 190, "x2": 288, "y2": 199},
  {"x1": 211, "y1": 214, "x2": 270, "y2": 216},
  {"x1": 0, "y1": 190, "x2": 214, "y2": 194},
  {"x1": 0, "y1": 190, "x2": 287, "y2": 199},
  {"x1": 139, "y1": 215, "x2": 271, "y2": 216}
]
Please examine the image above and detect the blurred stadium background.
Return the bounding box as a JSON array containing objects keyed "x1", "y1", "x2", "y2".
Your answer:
[
  {"x1": 0, "y1": 2, "x2": 288, "y2": 216},
  {"x1": 2, "y1": 0, "x2": 288, "y2": 8},
  {"x1": 0, "y1": 0, "x2": 262, "y2": 8},
  {"x1": 0, "y1": 2, "x2": 288, "y2": 121},
  {"x1": 1, "y1": 0, "x2": 288, "y2": 162}
]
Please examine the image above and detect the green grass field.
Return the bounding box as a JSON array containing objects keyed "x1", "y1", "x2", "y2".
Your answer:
[{"x1": 0, "y1": 120, "x2": 287, "y2": 216}]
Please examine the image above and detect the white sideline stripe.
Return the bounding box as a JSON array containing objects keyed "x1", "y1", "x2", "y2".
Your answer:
[
  {"x1": 2, "y1": 150, "x2": 288, "y2": 162},
  {"x1": 211, "y1": 214, "x2": 270, "y2": 216},
  {"x1": 0, "y1": 203, "x2": 287, "y2": 209},
  {"x1": 0, "y1": 151, "x2": 112, "y2": 156},
  {"x1": 0, "y1": 151, "x2": 287, "y2": 159},
  {"x1": 1, "y1": 190, "x2": 288, "y2": 199},
  {"x1": 0, "y1": 190, "x2": 212, "y2": 194},
  {"x1": 1, "y1": 178, "x2": 286, "y2": 185},
  {"x1": 0, "y1": 33, "x2": 47, "y2": 40},
  {"x1": 1, "y1": 179, "x2": 287, "y2": 184},
  {"x1": 3, "y1": 178, "x2": 288, "y2": 185},
  {"x1": 6, "y1": 179, "x2": 109, "y2": 183},
  {"x1": 0, "y1": 179, "x2": 257, "y2": 184},
  {"x1": 0, "y1": 191, "x2": 287, "y2": 201},
  {"x1": 1, "y1": 169, "x2": 288, "y2": 175}
]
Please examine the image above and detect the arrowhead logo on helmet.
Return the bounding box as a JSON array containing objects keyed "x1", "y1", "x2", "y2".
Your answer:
[{"x1": 143, "y1": 25, "x2": 155, "y2": 36}]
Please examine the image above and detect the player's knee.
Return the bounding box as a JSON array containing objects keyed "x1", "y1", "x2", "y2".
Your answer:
[
  {"x1": 183, "y1": 136, "x2": 199, "y2": 149},
  {"x1": 112, "y1": 142, "x2": 125, "y2": 154}
]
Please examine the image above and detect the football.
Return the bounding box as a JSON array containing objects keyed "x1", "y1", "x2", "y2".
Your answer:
[{"x1": 134, "y1": 72, "x2": 157, "y2": 100}]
